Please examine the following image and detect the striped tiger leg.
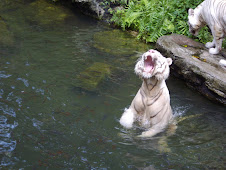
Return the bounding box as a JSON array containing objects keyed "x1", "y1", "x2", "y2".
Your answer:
[{"x1": 209, "y1": 25, "x2": 223, "y2": 54}]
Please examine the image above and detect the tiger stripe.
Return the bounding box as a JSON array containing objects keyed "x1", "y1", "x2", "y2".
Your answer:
[{"x1": 147, "y1": 88, "x2": 164, "y2": 106}]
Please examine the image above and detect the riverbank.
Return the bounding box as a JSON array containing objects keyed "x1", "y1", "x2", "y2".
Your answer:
[
  {"x1": 156, "y1": 34, "x2": 226, "y2": 105},
  {"x1": 71, "y1": 0, "x2": 226, "y2": 105}
]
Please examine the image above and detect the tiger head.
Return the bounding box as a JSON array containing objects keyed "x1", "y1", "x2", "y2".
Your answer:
[
  {"x1": 188, "y1": 8, "x2": 204, "y2": 36},
  {"x1": 135, "y1": 49, "x2": 172, "y2": 80}
]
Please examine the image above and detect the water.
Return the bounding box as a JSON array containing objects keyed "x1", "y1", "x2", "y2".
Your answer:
[{"x1": 0, "y1": 1, "x2": 225, "y2": 169}]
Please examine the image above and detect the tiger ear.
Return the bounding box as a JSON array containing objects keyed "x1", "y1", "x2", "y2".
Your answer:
[
  {"x1": 167, "y1": 58, "x2": 172, "y2": 66},
  {"x1": 188, "y1": 8, "x2": 194, "y2": 16}
]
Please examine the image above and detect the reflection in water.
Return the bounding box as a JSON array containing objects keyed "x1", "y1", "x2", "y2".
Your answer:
[{"x1": 0, "y1": 0, "x2": 225, "y2": 169}]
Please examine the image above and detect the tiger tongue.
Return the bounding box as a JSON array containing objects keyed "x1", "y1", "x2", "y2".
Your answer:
[{"x1": 144, "y1": 56, "x2": 154, "y2": 73}]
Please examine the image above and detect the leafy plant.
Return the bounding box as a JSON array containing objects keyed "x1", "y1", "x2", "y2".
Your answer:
[{"x1": 111, "y1": 0, "x2": 216, "y2": 44}]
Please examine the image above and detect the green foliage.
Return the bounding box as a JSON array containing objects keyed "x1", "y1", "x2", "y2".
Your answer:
[
  {"x1": 110, "y1": 0, "x2": 214, "y2": 43},
  {"x1": 100, "y1": 0, "x2": 128, "y2": 7}
]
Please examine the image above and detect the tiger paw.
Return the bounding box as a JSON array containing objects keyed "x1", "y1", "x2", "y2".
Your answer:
[
  {"x1": 119, "y1": 109, "x2": 134, "y2": 129},
  {"x1": 205, "y1": 42, "x2": 215, "y2": 48},
  {"x1": 219, "y1": 59, "x2": 226, "y2": 69},
  {"x1": 138, "y1": 129, "x2": 160, "y2": 138},
  {"x1": 209, "y1": 48, "x2": 219, "y2": 55}
]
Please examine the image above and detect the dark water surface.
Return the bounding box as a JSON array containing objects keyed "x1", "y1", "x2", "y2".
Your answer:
[{"x1": 0, "y1": 1, "x2": 225, "y2": 169}]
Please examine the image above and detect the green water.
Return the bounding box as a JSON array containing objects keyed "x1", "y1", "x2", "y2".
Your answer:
[{"x1": 0, "y1": 1, "x2": 225, "y2": 169}]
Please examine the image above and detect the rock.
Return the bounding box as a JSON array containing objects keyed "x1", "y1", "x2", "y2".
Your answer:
[
  {"x1": 0, "y1": 0, "x2": 25, "y2": 12},
  {"x1": 73, "y1": 0, "x2": 105, "y2": 19},
  {"x1": 93, "y1": 29, "x2": 149, "y2": 57},
  {"x1": 76, "y1": 62, "x2": 112, "y2": 91},
  {"x1": 27, "y1": 0, "x2": 72, "y2": 26},
  {"x1": 0, "y1": 17, "x2": 14, "y2": 47},
  {"x1": 0, "y1": 0, "x2": 74, "y2": 38},
  {"x1": 156, "y1": 34, "x2": 226, "y2": 105}
]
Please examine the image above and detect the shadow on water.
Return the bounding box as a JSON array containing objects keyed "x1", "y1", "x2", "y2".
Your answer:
[{"x1": 0, "y1": 0, "x2": 225, "y2": 169}]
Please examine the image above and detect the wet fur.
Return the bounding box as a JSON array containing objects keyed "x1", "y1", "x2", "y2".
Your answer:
[{"x1": 119, "y1": 50, "x2": 173, "y2": 137}]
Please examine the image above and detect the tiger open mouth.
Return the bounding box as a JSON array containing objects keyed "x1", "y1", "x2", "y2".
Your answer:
[{"x1": 144, "y1": 55, "x2": 155, "y2": 73}]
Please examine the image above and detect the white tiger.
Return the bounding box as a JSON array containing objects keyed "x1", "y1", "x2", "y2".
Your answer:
[
  {"x1": 119, "y1": 49, "x2": 173, "y2": 137},
  {"x1": 188, "y1": 0, "x2": 226, "y2": 68}
]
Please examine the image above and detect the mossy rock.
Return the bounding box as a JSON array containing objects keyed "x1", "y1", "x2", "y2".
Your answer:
[
  {"x1": 27, "y1": 0, "x2": 72, "y2": 26},
  {"x1": 93, "y1": 29, "x2": 150, "y2": 57},
  {"x1": 0, "y1": 0, "x2": 73, "y2": 37},
  {"x1": 0, "y1": 0, "x2": 26, "y2": 12},
  {"x1": 76, "y1": 62, "x2": 112, "y2": 91},
  {"x1": 0, "y1": 18, "x2": 14, "y2": 47}
]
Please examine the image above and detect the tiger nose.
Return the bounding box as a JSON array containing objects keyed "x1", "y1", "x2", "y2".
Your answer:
[{"x1": 149, "y1": 49, "x2": 155, "y2": 53}]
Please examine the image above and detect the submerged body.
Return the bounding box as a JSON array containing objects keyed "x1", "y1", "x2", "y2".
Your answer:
[{"x1": 120, "y1": 50, "x2": 173, "y2": 137}]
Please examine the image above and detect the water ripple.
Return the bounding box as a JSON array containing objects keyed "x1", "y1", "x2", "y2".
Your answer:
[
  {"x1": 172, "y1": 104, "x2": 191, "y2": 117},
  {"x1": 32, "y1": 118, "x2": 43, "y2": 131},
  {"x1": 0, "y1": 71, "x2": 11, "y2": 79},
  {"x1": 0, "y1": 105, "x2": 16, "y2": 118},
  {"x1": 0, "y1": 116, "x2": 18, "y2": 154},
  {"x1": 17, "y1": 78, "x2": 29, "y2": 87}
]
